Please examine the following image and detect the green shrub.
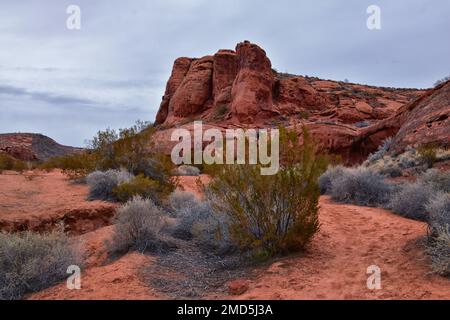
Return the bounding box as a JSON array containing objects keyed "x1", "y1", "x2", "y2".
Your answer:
[
  {"x1": 0, "y1": 228, "x2": 82, "y2": 300},
  {"x1": 330, "y1": 167, "x2": 393, "y2": 206},
  {"x1": 113, "y1": 174, "x2": 171, "y2": 204},
  {"x1": 0, "y1": 153, "x2": 27, "y2": 172},
  {"x1": 87, "y1": 122, "x2": 176, "y2": 195},
  {"x1": 206, "y1": 126, "x2": 328, "y2": 257},
  {"x1": 107, "y1": 197, "x2": 171, "y2": 254},
  {"x1": 418, "y1": 144, "x2": 438, "y2": 168},
  {"x1": 40, "y1": 151, "x2": 97, "y2": 180}
]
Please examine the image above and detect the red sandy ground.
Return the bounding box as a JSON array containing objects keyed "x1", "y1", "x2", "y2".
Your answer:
[{"x1": 0, "y1": 171, "x2": 448, "y2": 300}]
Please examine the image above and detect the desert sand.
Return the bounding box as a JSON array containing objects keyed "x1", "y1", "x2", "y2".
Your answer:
[{"x1": 0, "y1": 171, "x2": 448, "y2": 300}]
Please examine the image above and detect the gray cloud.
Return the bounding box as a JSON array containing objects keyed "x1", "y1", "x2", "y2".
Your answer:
[
  {"x1": 0, "y1": 84, "x2": 95, "y2": 106},
  {"x1": 0, "y1": 0, "x2": 449, "y2": 146}
]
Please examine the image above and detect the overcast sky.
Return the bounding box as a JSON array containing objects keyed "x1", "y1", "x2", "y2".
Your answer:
[{"x1": 1, "y1": 0, "x2": 449, "y2": 147}]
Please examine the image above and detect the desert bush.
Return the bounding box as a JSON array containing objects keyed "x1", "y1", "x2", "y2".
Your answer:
[
  {"x1": 40, "y1": 151, "x2": 97, "y2": 180},
  {"x1": 113, "y1": 174, "x2": 172, "y2": 204},
  {"x1": 418, "y1": 144, "x2": 438, "y2": 168},
  {"x1": 318, "y1": 165, "x2": 348, "y2": 195},
  {"x1": 108, "y1": 197, "x2": 169, "y2": 254},
  {"x1": 427, "y1": 193, "x2": 450, "y2": 231},
  {"x1": 330, "y1": 167, "x2": 393, "y2": 206},
  {"x1": 170, "y1": 195, "x2": 231, "y2": 253},
  {"x1": 378, "y1": 161, "x2": 403, "y2": 178},
  {"x1": 86, "y1": 169, "x2": 133, "y2": 201},
  {"x1": 388, "y1": 183, "x2": 433, "y2": 221},
  {"x1": 398, "y1": 152, "x2": 418, "y2": 169},
  {"x1": 88, "y1": 122, "x2": 176, "y2": 197},
  {"x1": 0, "y1": 228, "x2": 82, "y2": 300},
  {"x1": 425, "y1": 193, "x2": 450, "y2": 276},
  {"x1": 367, "y1": 137, "x2": 393, "y2": 163},
  {"x1": 0, "y1": 153, "x2": 27, "y2": 172},
  {"x1": 206, "y1": 126, "x2": 328, "y2": 257},
  {"x1": 175, "y1": 165, "x2": 200, "y2": 176},
  {"x1": 426, "y1": 226, "x2": 450, "y2": 276},
  {"x1": 420, "y1": 169, "x2": 450, "y2": 193},
  {"x1": 169, "y1": 191, "x2": 198, "y2": 212}
]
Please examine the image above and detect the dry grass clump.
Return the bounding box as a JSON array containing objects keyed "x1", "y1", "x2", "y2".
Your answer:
[{"x1": 0, "y1": 228, "x2": 82, "y2": 300}]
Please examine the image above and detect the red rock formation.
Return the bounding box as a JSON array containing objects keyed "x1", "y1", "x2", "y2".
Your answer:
[
  {"x1": 230, "y1": 41, "x2": 276, "y2": 123},
  {"x1": 0, "y1": 133, "x2": 82, "y2": 161},
  {"x1": 153, "y1": 41, "x2": 433, "y2": 163},
  {"x1": 156, "y1": 57, "x2": 193, "y2": 124},
  {"x1": 388, "y1": 80, "x2": 450, "y2": 152}
]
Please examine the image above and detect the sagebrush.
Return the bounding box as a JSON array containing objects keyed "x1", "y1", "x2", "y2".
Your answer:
[
  {"x1": 0, "y1": 228, "x2": 82, "y2": 300},
  {"x1": 86, "y1": 169, "x2": 133, "y2": 201},
  {"x1": 330, "y1": 167, "x2": 393, "y2": 206},
  {"x1": 107, "y1": 197, "x2": 170, "y2": 254}
]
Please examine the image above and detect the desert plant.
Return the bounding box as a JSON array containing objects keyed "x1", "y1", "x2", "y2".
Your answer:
[
  {"x1": 378, "y1": 162, "x2": 403, "y2": 178},
  {"x1": 426, "y1": 226, "x2": 450, "y2": 276},
  {"x1": 170, "y1": 195, "x2": 231, "y2": 253},
  {"x1": 420, "y1": 169, "x2": 450, "y2": 193},
  {"x1": 175, "y1": 165, "x2": 201, "y2": 176},
  {"x1": 86, "y1": 169, "x2": 133, "y2": 201},
  {"x1": 367, "y1": 137, "x2": 393, "y2": 163},
  {"x1": 107, "y1": 196, "x2": 169, "y2": 254},
  {"x1": 426, "y1": 193, "x2": 450, "y2": 231},
  {"x1": 318, "y1": 165, "x2": 348, "y2": 195},
  {"x1": 0, "y1": 228, "x2": 82, "y2": 300},
  {"x1": 169, "y1": 191, "x2": 198, "y2": 212},
  {"x1": 0, "y1": 153, "x2": 27, "y2": 172},
  {"x1": 418, "y1": 144, "x2": 438, "y2": 168},
  {"x1": 330, "y1": 167, "x2": 393, "y2": 206},
  {"x1": 398, "y1": 152, "x2": 418, "y2": 169},
  {"x1": 113, "y1": 174, "x2": 171, "y2": 204},
  {"x1": 388, "y1": 183, "x2": 433, "y2": 221},
  {"x1": 206, "y1": 126, "x2": 328, "y2": 257}
]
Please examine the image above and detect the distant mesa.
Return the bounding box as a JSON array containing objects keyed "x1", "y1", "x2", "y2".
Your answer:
[{"x1": 0, "y1": 133, "x2": 82, "y2": 162}]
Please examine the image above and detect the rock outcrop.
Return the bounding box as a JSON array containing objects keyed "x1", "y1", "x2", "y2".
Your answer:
[
  {"x1": 390, "y1": 80, "x2": 450, "y2": 152},
  {"x1": 153, "y1": 41, "x2": 441, "y2": 163},
  {"x1": 0, "y1": 133, "x2": 82, "y2": 161}
]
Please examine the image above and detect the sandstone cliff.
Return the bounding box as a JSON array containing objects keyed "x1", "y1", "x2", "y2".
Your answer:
[{"x1": 153, "y1": 41, "x2": 436, "y2": 163}]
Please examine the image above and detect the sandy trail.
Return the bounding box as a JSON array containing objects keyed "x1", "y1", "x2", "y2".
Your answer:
[{"x1": 236, "y1": 197, "x2": 450, "y2": 300}]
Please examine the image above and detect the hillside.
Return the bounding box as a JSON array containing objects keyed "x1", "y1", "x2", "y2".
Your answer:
[{"x1": 0, "y1": 133, "x2": 82, "y2": 161}]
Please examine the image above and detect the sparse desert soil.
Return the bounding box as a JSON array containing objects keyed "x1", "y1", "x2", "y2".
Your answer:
[
  {"x1": 0, "y1": 170, "x2": 117, "y2": 235},
  {"x1": 1, "y1": 171, "x2": 448, "y2": 300}
]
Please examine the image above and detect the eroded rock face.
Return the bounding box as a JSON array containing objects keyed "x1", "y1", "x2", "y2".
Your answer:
[
  {"x1": 170, "y1": 56, "x2": 214, "y2": 118},
  {"x1": 156, "y1": 57, "x2": 193, "y2": 124},
  {"x1": 230, "y1": 41, "x2": 276, "y2": 123},
  {"x1": 390, "y1": 80, "x2": 450, "y2": 152},
  {"x1": 153, "y1": 41, "x2": 432, "y2": 163}
]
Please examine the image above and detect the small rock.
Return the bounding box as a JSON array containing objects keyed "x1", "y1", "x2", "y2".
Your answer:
[{"x1": 228, "y1": 280, "x2": 249, "y2": 296}]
